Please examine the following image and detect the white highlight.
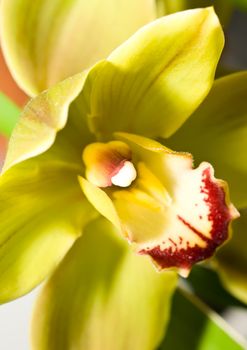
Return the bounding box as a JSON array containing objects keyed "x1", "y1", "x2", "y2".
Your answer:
[{"x1": 111, "y1": 161, "x2": 137, "y2": 187}]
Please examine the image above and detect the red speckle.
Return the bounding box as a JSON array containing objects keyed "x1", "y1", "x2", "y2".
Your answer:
[
  {"x1": 139, "y1": 167, "x2": 232, "y2": 272},
  {"x1": 201, "y1": 167, "x2": 231, "y2": 245}
]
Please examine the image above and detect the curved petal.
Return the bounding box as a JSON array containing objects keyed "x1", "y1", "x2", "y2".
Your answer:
[
  {"x1": 0, "y1": 74, "x2": 97, "y2": 303},
  {"x1": 83, "y1": 8, "x2": 224, "y2": 139},
  {"x1": 215, "y1": 209, "x2": 247, "y2": 304},
  {"x1": 3, "y1": 72, "x2": 88, "y2": 172},
  {"x1": 32, "y1": 218, "x2": 177, "y2": 350},
  {"x1": 0, "y1": 156, "x2": 96, "y2": 304},
  {"x1": 166, "y1": 71, "x2": 247, "y2": 209},
  {"x1": 0, "y1": 0, "x2": 155, "y2": 96},
  {"x1": 79, "y1": 177, "x2": 121, "y2": 231}
]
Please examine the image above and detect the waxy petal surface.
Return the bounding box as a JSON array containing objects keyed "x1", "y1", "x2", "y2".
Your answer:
[
  {"x1": 83, "y1": 8, "x2": 224, "y2": 139},
  {"x1": 3, "y1": 72, "x2": 88, "y2": 172},
  {"x1": 32, "y1": 218, "x2": 177, "y2": 350},
  {"x1": 0, "y1": 157, "x2": 95, "y2": 303},
  {"x1": 1, "y1": 0, "x2": 155, "y2": 95},
  {"x1": 0, "y1": 74, "x2": 96, "y2": 303}
]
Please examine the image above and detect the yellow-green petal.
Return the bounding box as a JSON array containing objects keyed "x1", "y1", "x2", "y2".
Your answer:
[
  {"x1": 215, "y1": 209, "x2": 247, "y2": 304},
  {"x1": 167, "y1": 71, "x2": 247, "y2": 209},
  {"x1": 84, "y1": 8, "x2": 224, "y2": 139},
  {"x1": 0, "y1": 0, "x2": 155, "y2": 96},
  {"x1": 32, "y1": 218, "x2": 177, "y2": 350},
  {"x1": 0, "y1": 156, "x2": 96, "y2": 304},
  {"x1": 3, "y1": 72, "x2": 88, "y2": 172},
  {"x1": 79, "y1": 176, "x2": 121, "y2": 231},
  {"x1": 0, "y1": 73, "x2": 97, "y2": 303}
]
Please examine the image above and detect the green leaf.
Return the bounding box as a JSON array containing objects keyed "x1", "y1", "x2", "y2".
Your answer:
[
  {"x1": 0, "y1": 93, "x2": 20, "y2": 136},
  {"x1": 83, "y1": 8, "x2": 224, "y2": 140},
  {"x1": 215, "y1": 209, "x2": 247, "y2": 304},
  {"x1": 32, "y1": 218, "x2": 177, "y2": 350},
  {"x1": 158, "y1": 289, "x2": 247, "y2": 350},
  {"x1": 188, "y1": 266, "x2": 245, "y2": 312},
  {"x1": 0, "y1": 0, "x2": 155, "y2": 96},
  {"x1": 167, "y1": 71, "x2": 247, "y2": 208},
  {"x1": 227, "y1": 0, "x2": 247, "y2": 10}
]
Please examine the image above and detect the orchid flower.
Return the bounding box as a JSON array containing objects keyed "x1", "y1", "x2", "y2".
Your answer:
[{"x1": 0, "y1": 6, "x2": 244, "y2": 349}]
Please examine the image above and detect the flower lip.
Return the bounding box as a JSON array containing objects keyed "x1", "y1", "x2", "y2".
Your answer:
[{"x1": 139, "y1": 166, "x2": 239, "y2": 277}]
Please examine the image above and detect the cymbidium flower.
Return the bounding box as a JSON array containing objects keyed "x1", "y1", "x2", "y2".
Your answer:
[{"x1": 0, "y1": 7, "x2": 242, "y2": 349}]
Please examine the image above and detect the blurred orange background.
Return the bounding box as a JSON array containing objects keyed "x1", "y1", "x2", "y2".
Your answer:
[{"x1": 0, "y1": 48, "x2": 28, "y2": 107}]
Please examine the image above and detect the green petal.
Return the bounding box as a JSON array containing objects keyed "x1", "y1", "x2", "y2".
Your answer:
[
  {"x1": 215, "y1": 209, "x2": 247, "y2": 304},
  {"x1": 0, "y1": 0, "x2": 155, "y2": 96},
  {"x1": 84, "y1": 8, "x2": 224, "y2": 139},
  {"x1": 158, "y1": 289, "x2": 247, "y2": 350},
  {"x1": 79, "y1": 177, "x2": 121, "y2": 230},
  {"x1": 3, "y1": 72, "x2": 87, "y2": 172},
  {"x1": 0, "y1": 156, "x2": 95, "y2": 303},
  {"x1": 167, "y1": 71, "x2": 247, "y2": 208},
  {"x1": 188, "y1": 266, "x2": 245, "y2": 311},
  {"x1": 32, "y1": 218, "x2": 177, "y2": 350},
  {"x1": 0, "y1": 74, "x2": 97, "y2": 303}
]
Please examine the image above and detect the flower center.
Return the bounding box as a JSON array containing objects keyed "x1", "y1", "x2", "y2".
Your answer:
[
  {"x1": 111, "y1": 161, "x2": 137, "y2": 187},
  {"x1": 82, "y1": 141, "x2": 137, "y2": 188}
]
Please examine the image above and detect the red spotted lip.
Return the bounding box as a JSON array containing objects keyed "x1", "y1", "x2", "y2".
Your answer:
[{"x1": 139, "y1": 166, "x2": 238, "y2": 275}]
